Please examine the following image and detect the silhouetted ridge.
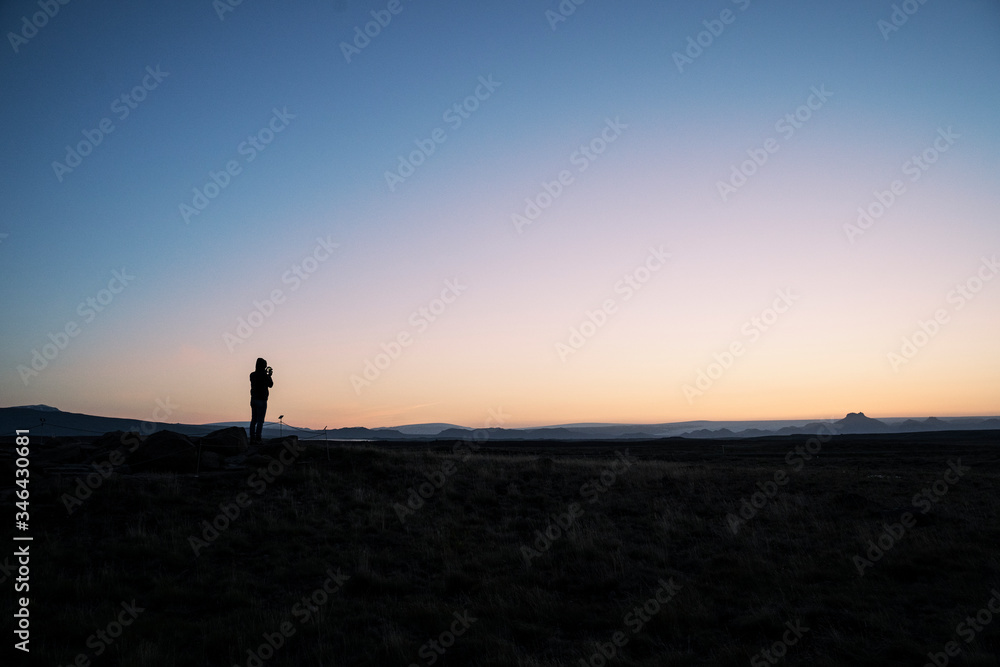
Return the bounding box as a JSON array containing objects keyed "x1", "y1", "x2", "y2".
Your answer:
[{"x1": 833, "y1": 412, "x2": 889, "y2": 434}]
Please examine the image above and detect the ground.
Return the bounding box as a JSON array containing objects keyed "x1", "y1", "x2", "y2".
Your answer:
[{"x1": 4, "y1": 429, "x2": 1000, "y2": 666}]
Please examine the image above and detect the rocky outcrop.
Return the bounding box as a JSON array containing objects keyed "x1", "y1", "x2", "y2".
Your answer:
[
  {"x1": 199, "y1": 427, "x2": 248, "y2": 455},
  {"x1": 128, "y1": 431, "x2": 198, "y2": 472}
]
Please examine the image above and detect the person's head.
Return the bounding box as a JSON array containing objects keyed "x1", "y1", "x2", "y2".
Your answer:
[{"x1": 255, "y1": 357, "x2": 267, "y2": 372}]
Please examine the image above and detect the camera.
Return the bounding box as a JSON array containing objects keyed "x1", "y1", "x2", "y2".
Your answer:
[{"x1": 265, "y1": 366, "x2": 273, "y2": 374}]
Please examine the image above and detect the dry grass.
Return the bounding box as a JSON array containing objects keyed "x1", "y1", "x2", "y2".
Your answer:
[{"x1": 11, "y1": 432, "x2": 1000, "y2": 666}]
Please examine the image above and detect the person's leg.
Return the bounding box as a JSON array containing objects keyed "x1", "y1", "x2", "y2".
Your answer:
[
  {"x1": 250, "y1": 400, "x2": 265, "y2": 442},
  {"x1": 254, "y1": 400, "x2": 268, "y2": 441}
]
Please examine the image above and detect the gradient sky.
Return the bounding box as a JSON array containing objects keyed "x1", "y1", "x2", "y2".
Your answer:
[{"x1": 2, "y1": 0, "x2": 998, "y2": 429}]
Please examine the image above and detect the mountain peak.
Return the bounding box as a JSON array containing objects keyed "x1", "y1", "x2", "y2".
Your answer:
[{"x1": 835, "y1": 412, "x2": 889, "y2": 433}]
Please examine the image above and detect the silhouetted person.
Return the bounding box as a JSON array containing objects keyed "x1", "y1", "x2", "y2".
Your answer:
[{"x1": 248, "y1": 357, "x2": 273, "y2": 443}]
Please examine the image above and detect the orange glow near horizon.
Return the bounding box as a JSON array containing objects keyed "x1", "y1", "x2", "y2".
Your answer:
[{"x1": 33, "y1": 338, "x2": 1000, "y2": 429}]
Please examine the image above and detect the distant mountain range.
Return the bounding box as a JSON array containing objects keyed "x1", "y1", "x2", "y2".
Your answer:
[{"x1": 2, "y1": 406, "x2": 998, "y2": 441}]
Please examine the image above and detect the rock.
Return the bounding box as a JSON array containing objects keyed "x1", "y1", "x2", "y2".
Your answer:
[
  {"x1": 258, "y1": 436, "x2": 299, "y2": 458},
  {"x1": 198, "y1": 451, "x2": 224, "y2": 471},
  {"x1": 90, "y1": 430, "x2": 136, "y2": 455},
  {"x1": 199, "y1": 427, "x2": 249, "y2": 455},
  {"x1": 224, "y1": 455, "x2": 248, "y2": 468},
  {"x1": 128, "y1": 430, "x2": 198, "y2": 472}
]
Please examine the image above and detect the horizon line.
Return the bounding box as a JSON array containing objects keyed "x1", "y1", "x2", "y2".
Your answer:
[{"x1": 6, "y1": 405, "x2": 1000, "y2": 433}]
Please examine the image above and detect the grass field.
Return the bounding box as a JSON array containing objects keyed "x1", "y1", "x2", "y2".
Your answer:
[{"x1": 6, "y1": 430, "x2": 1000, "y2": 666}]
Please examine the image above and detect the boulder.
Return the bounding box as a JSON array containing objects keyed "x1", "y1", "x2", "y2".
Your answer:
[
  {"x1": 258, "y1": 435, "x2": 300, "y2": 458},
  {"x1": 128, "y1": 430, "x2": 198, "y2": 472},
  {"x1": 199, "y1": 427, "x2": 249, "y2": 455},
  {"x1": 90, "y1": 430, "x2": 136, "y2": 456}
]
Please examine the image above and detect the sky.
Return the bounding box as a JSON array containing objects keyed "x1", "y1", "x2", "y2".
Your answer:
[{"x1": 1, "y1": 0, "x2": 998, "y2": 429}]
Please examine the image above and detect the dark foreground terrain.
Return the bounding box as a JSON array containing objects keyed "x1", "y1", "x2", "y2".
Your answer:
[{"x1": 3, "y1": 429, "x2": 999, "y2": 666}]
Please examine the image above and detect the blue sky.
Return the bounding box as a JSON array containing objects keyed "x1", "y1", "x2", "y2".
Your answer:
[{"x1": 2, "y1": 0, "x2": 998, "y2": 427}]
